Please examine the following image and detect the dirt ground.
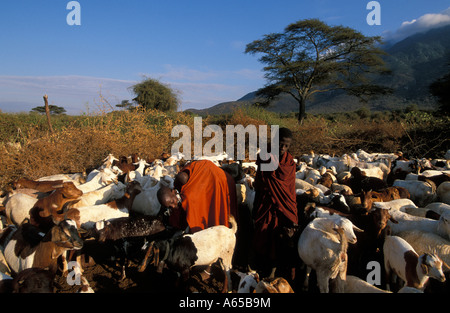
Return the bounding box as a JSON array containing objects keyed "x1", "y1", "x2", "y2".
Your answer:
[{"x1": 54, "y1": 249, "x2": 228, "y2": 293}]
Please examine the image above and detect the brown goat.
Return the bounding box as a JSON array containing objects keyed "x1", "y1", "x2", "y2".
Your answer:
[
  {"x1": 29, "y1": 182, "x2": 83, "y2": 232},
  {"x1": 13, "y1": 178, "x2": 64, "y2": 193},
  {"x1": 360, "y1": 187, "x2": 410, "y2": 211}
]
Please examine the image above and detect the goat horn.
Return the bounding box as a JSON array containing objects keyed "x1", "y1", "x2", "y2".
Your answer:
[{"x1": 353, "y1": 225, "x2": 364, "y2": 232}]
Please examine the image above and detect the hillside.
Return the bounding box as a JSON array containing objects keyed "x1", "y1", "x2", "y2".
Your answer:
[{"x1": 187, "y1": 25, "x2": 450, "y2": 115}]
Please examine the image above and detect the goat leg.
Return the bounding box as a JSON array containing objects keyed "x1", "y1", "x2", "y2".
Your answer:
[{"x1": 138, "y1": 242, "x2": 155, "y2": 272}]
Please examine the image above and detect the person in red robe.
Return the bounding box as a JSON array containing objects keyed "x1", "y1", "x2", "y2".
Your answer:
[
  {"x1": 157, "y1": 159, "x2": 237, "y2": 234},
  {"x1": 251, "y1": 127, "x2": 298, "y2": 279}
]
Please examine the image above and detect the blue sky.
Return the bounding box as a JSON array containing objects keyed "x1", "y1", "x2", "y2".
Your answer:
[{"x1": 1, "y1": 1, "x2": 450, "y2": 114}]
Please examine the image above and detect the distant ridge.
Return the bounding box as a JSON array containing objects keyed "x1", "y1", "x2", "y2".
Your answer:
[{"x1": 185, "y1": 25, "x2": 450, "y2": 115}]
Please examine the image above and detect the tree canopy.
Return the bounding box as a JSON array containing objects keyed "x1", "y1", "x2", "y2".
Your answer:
[
  {"x1": 31, "y1": 105, "x2": 66, "y2": 115},
  {"x1": 245, "y1": 18, "x2": 392, "y2": 123},
  {"x1": 130, "y1": 78, "x2": 180, "y2": 112}
]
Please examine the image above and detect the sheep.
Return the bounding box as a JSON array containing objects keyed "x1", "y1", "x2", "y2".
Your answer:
[
  {"x1": 297, "y1": 216, "x2": 363, "y2": 293},
  {"x1": 139, "y1": 215, "x2": 237, "y2": 292},
  {"x1": 383, "y1": 235, "x2": 446, "y2": 290},
  {"x1": 397, "y1": 230, "x2": 450, "y2": 273}
]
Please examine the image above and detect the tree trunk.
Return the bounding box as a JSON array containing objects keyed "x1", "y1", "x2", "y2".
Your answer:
[
  {"x1": 43, "y1": 94, "x2": 54, "y2": 134},
  {"x1": 297, "y1": 97, "x2": 306, "y2": 125}
]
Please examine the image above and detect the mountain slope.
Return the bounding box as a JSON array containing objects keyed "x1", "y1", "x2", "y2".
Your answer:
[{"x1": 186, "y1": 25, "x2": 450, "y2": 115}]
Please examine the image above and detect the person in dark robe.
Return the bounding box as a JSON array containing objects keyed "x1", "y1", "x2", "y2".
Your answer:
[
  {"x1": 251, "y1": 127, "x2": 298, "y2": 280},
  {"x1": 157, "y1": 159, "x2": 238, "y2": 234}
]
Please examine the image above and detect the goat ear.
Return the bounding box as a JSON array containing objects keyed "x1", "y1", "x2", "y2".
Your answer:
[
  {"x1": 52, "y1": 184, "x2": 64, "y2": 189},
  {"x1": 421, "y1": 263, "x2": 429, "y2": 275}
]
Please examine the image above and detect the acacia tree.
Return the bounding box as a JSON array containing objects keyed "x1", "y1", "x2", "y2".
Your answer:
[
  {"x1": 246, "y1": 19, "x2": 391, "y2": 124},
  {"x1": 31, "y1": 104, "x2": 66, "y2": 115},
  {"x1": 130, "y1": 77, "x2": 180, "y2": 112}
]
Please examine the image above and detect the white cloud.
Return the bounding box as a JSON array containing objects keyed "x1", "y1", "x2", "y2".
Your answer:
[{"x1": 384, "y1": 7, "x2": 450, "y2": 43}]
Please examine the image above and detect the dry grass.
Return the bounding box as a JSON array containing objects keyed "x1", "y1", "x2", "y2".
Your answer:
[{"x1": 0, "y1": 108, "x2": 449, "y2": 191}]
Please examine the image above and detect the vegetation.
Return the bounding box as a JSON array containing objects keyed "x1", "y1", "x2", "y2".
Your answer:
[
  {"x1": 245, "y1": 18, "x2": 391, "y2": 124},
  {"x1": 1, "y1": 106, "x2": 448, "y2": 191},
  {"x1": 130, "y1": 77, "x2": 180, "y2": 112},
  {"x1": 31, "y1": 105, "x2": 67, "y2": 115}
]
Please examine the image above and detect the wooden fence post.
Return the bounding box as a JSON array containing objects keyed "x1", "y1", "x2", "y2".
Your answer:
[{"x1": 43, "y1": 94, "x2": 54, "y2": 134}]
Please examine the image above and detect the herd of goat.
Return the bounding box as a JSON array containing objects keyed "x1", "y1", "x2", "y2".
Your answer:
[{"x1": 0, "y1": 149, "x2": 449, "y2": 293}]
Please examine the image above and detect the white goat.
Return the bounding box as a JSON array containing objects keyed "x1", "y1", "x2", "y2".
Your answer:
[
  {"x1": 393, "y1": 179, "x2": 436, "y2": 207},
  {"x1": 69, "y1": 182, "x2": 126, "y2": 209},
  {"x1": 372, "y1": 199, "x2": 417, "y2": 211},
  {"x1": 77, "y1": 169, "x2": 118, "y2": 194},
  {"x1": 298, "y1": 216, "x2": 363, "y2": 293},
  {"x1": 397, "y1": 230, "x2": 450, "y2": 273},
  {"x1": 388, "y1": 209, "x2": 450, "y2": 240},
  {"x1": 131, "y1": 176, "x2": 174, "y2": 216},
  {"x1": 383, "y1": 235, "x2": 446, "y2": 290},
  {"x1": 343, "y1": 275, "x2": 391, "y2": 293},
  {"x1": 425, "y1": 202, "x2": 450, "y2": 215},
  {"x1": 437, "y1": 181, "x2": 450, "y2": 205}
]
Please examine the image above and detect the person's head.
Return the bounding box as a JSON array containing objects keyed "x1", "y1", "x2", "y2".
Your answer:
[
  {"x1": 277, "y1": 127, "x2": 293, "y2": 156},
  {"x1": 157, "y1": 185, "x2": 179, "y2": 209}
]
